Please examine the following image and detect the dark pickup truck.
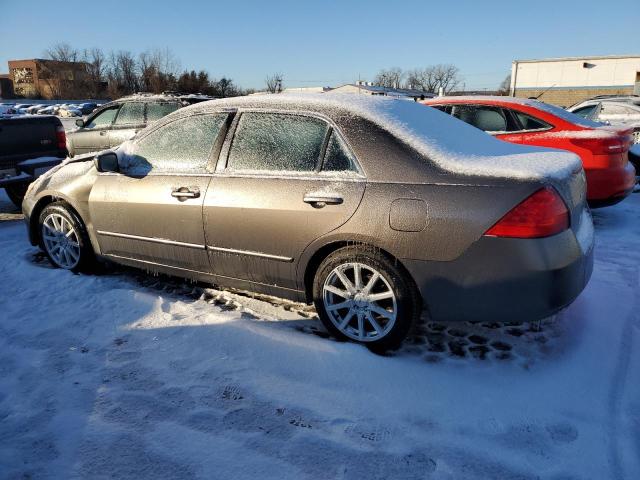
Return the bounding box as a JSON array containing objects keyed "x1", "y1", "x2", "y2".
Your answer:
[{"x1": 0, "y1": 115, "x2": 67, "y2": 206}]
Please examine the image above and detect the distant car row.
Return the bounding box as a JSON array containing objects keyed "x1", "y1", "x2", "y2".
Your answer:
[{"x1": 0, "y1": 102, "x2": 100, "y2": 117}]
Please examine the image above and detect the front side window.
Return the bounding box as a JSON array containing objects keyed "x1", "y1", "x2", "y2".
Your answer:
[
  {"x1": 322, "y1": 132, "x2": 358, "y2": 173},
  {"x1": 146, "y1": 102, "x2": 180, "y2": 122},
  {"x1": 87, "y1": 106, "x2": 119, "y2": 128},
  {"x1": 452, "y1": 105, "x2": 510, "y2": 133},
  {"x1": 121, "y1": 114, "x2": 227, "y2": 174},
  {"x1": 227, "y1": 113, "x2": 328, "y2": 172},
  {"x1": 114, "y1": 102, "x2": 145, "y2": 125}
]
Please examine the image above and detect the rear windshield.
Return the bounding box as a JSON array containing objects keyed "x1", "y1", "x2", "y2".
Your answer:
[{"x1": 527, "y1": 100, "x2": 603, "y2": 128}]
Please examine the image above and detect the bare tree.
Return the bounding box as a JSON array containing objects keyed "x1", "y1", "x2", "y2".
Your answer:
[
  {"x1": 265, "y1": 73, "x2": 283, "y2": 93},
  {"x1": 45, "y1": 42, "x2": 79, "y2": 62},
  {"x1": 374, "y1": 67, "x2": 404, "y2": 89},
  {"x1": 107, "y1": 50, "x2": 139, "y2": 98},
  {"x1": 214, "y1": 77, "x2": 238, "y2": 97},
  {"x1": 497, "y1": 74, "x2": 511, "y2": 95},
  {"x1": 403, "y1": 64, "x2": 462, "y2": 94},
  {"x1": 81, "y1": 48, "x2": 106, "y2": 97}
]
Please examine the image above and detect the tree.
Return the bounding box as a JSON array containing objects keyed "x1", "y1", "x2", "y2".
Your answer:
[
  {"x1": 401, "y1": 64, "x2": 462, "y2": 94},
  {"x1": 107, "y1": 50, "x2": 139, "y2": 98},
  {"x1": 497, "y1": 74, "x2": 511, "y2": 95},
  {"x1": 213, "y1": 77, "x2": 238, "y2": 97},
  {"x1": 374, "y1": 67, "x2": 404, "y2": 89},
  {"x1": 45, "y1": 43, "x2": 79, "y2": 62},
  {"x1": 265, "y1": 73, "x2": 283, "y2": 93},
  {"x1": 82, "y1": 48, "x2": 106, "y2": 98}
]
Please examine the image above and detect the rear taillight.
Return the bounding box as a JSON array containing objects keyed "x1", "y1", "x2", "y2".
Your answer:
[
  {"x1": 569, "y1": 134, "x2": 632, "y2": 155},
  {"x1": 484, "y1": 187, "x2": 569, "y2": 239},
  {"x1": 56, "y1": 125, "x2": 66, "y2": 150}
]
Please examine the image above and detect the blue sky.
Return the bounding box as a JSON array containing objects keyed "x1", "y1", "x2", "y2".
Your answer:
[{"x1": 1, "y1": 0, "x2": 638, "y2": 91}]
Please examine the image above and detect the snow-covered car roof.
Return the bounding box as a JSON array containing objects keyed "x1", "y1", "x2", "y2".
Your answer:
[{"x1": 184, "y1": 94, "x2": 581, "y2": 181}]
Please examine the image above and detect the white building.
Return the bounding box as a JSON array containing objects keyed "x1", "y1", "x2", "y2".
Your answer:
[{"x1": 510, "y1": 54, "x2": 640, "y2": 106}]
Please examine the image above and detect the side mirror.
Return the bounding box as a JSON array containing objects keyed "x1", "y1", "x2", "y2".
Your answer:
[
  {"x1": 94, "y1": 152, "x2": 119, "y2": 173},
  {"x1": 75, "y1": 118, "x2": 85, "y2": 127}
]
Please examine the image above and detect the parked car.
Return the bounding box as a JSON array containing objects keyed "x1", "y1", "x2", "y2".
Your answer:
[
  {"x1": 8, "y1": 104, "x2": 32, "y2": 114},
  {"x1": 0, "y1": 115, "x2": 67, "y2": 206},
  {"x1": 422, "y1": 96, "x2": 636, "y2": 207},
  {"x1": 24, "y1": 104, "x2": 47, "y2": 115},
  {"x1": 22, "y1": 95, "x2": 594, "y2": 350},
  {"x1": 567, "y1": 100, "x2": 640, "y2": 144},
  {"x1": 78, "y1": 102, "x2": 98, "y2": 115},
  {"x1": 59, "y1": 106, "x2": 82, "y2": 117},
  {"x1": 65, "y1": 94, "x2": 184, "y2": 157},
  {"x1": 36, "y1": 105, "x2": 59, "y2": 115}
]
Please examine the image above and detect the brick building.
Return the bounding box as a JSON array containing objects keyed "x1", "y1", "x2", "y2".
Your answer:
[
  {"x1": 510, "y1": 55, "x2": 640, "y2": 106},
  {"x1": 8, "y1": 59, "x2": 91, "y2": 99}
]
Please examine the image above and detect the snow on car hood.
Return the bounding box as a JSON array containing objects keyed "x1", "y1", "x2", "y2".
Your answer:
[{"x1": 198, "y1": 94, "x2": 581, "y2": 181}]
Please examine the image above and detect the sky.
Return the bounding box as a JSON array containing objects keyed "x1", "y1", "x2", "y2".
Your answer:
[{"x1": 1, "y1": 0, "x2": 639, "y2": 91}]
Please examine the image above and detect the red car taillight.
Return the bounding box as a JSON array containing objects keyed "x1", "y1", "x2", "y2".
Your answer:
[
  {"x1": 569, "y1": 134, "x2": 631, "y2": 155},
  {"x1": 56, "y1": 125, "x2": 66, "y2": 150},
  {"x1": 484, "y1": 187, "x2": 569, "y2": 239}
]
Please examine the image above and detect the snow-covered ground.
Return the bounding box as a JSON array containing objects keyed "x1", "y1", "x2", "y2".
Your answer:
[{"x1": 0, "y1": 188, "x2": 639, "y2": 479}]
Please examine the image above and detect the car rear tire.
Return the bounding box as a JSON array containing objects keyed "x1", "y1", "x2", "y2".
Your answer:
[
  {"x1": 5, "y1": 184, "x2": 28, "y2": 208},
  {"x1": 38, "y1": 202, "x2": 95, "y2": 273},
  {"x1": 313, "y1": 246, "x2": 421, "y2": 352}
]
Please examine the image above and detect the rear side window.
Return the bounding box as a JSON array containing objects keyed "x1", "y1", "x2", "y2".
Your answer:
[
  {"x1": 87, "y1": 106, "x2": 119, "y2": 128},
  {"x1": 227, "y1": 113, "x2": 328, "y2": 172},
  {"x1": 512, "y1": 110, "x2": 551, "y2": 131},
  {"x1": 122, "y1": 114, "x2": 227, "y2": 174},
  {"x1": 322, "y1": 132, "x2": 358, "y2": 173},
  {"x1": 114, "y1": 102, "x2": 145, "y2": 125},
  {"x1": 146, "y1": 102, "x2": 179, "y2": 122}
]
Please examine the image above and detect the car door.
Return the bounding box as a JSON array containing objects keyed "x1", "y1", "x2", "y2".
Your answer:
[
  {"x1": 203, "y1": 111, "x2": 366, "y2": 293},
  {"x1": 108, "y1": 101, "x2": 147, "y2": 148},
  {"x1": 72, "y1": 104, "x2": 120, "y2": 154},
  {"x1": 89, "y1": 112, "x2": 230, "y2": 273}
]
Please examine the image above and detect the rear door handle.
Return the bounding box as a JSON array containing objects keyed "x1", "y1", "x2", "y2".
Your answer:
[
  {"x1": 303, "y1": 194, "x2": 343, "y2": 208},
  {"x1": 171, "y1": 187, "x2": 200, "y2": 200},
  {"x1": 99, "y1": 131, "x2": 107, "y2": 136}
]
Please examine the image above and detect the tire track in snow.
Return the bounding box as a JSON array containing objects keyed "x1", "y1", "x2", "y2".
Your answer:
[{"x1": 606, "y1": 264, "x2": 640, "y2": 480}]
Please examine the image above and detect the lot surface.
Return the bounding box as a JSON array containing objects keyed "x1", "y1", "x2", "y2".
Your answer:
[{"x1": 0, "y1": 189, "x2": 639, "y2": 479}]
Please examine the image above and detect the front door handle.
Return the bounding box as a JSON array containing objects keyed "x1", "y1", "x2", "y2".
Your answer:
[
  {"x1": 99, "y1": 131, "x2": 107, "y2": 136},
  {"x1": 303, "y1": 194, "x2": 343, "y2": 208},
  {"x1": 171, "y1": 187, "x2": 200, "y2": 200}
]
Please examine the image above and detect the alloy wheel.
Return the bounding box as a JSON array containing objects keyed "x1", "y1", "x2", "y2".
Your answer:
[
  {"x1": 42, "y1": 213, "x2": 81, "y2": 269},
  {"x1": 322, "y1": 262, "x2": 397, "y2": 342}
]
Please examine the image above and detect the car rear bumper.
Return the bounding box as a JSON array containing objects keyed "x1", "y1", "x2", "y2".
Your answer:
[
  {"x1": 402, "y1": 212, "x2": 594, "y2": 323},
  {"x1": 0, "y1": 156, "x2": 64, "y2": 188},
  {"x1": 585, "y1": 161, "x2": 636, "y2": 204}
]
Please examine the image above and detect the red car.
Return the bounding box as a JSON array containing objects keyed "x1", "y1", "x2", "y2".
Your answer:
[{"x1": 422, "y1": 96, "x2": 636, "y2": 206}]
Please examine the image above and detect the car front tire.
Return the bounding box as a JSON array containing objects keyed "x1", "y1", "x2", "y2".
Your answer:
[
  {"x1": 313, "y1": 246, "x2": 421, "y2": 352},
  {"x1": 38, "y1": 202, "x2": 95, "y2": 272}
]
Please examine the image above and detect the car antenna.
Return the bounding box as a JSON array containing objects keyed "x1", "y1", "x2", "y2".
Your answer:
[{"x1": 534, "y1": 84, "x2": 556, "y2": 100}]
